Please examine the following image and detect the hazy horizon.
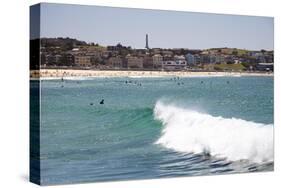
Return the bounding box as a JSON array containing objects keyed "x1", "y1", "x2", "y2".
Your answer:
[{"x1": 33, "y1": 3, "x2": 274, "y2": 51}]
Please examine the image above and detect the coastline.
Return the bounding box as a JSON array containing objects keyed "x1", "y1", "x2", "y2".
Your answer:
[{"x1": 30, "y1": 69, "x2": 273, "y2": 79}]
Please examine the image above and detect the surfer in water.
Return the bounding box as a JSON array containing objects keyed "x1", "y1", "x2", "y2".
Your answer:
[{"x1": 100, "y1": 99, "x2": 104, "y2": 104}]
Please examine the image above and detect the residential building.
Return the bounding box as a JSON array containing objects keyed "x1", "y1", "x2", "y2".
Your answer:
[
  {"x1": 162, "y1": 55, "x2": 187, "y2": 70},
  {"x1": 108, "y1": 56, "x2": 123, "y2": 68},
  {"x1": 210, "y1": 55, "x2": 217, "y2": 64},
  {"x1": 143, "y1": 55, "x2": 154, "y2": 68},
  {"x1": 194, "y1": 54, "x2": 201, "y2": 64},
  {"x1": 162, "y1": 60, "x2": 186, "y2": 70},
  {"x1": 74, "y1": 55, "x2": 91, "y2": 67},
  {"x1": 185, "y1": 53, "x2": 195, "y2": 65},
  {"x1": 256, "y1": 63, "x2": 273, "y2": 71},
  {"x1": 201, "y1": 54, "x2": 211, "y2": 64},
  {"x1": 151, "y1": 48, "x2": 161, "y2": 55},
  {"x1": 174, "y1": 55, "x2": 187, "y2": 65},
  {"x1": 152, "y1": 54, "x2": 163, "y2": 68},
  {"x1": 161, "y1": 50, "x2": 173, "y2": 57},
  {"x1": 126, "y1": 55, "x2": 143, "y2": 68},
  {"x1": 60, "y1": 53, "x2": 75, "y2": 66},
  {"x1": 44, "y1": 54, "x2": 62, "y2": 65},
  {"x1": 215, "y1": 55, "x2": 225, "y2": 64}
]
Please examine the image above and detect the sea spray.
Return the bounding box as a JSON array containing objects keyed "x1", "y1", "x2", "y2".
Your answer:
[{"x1": 154, "y1": 101, "x2": 273, "y2": 163}]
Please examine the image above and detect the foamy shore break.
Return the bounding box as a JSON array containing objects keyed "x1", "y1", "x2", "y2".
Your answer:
[{"x1": 31, "y1": 69, "x2": 273, "y2": 78}]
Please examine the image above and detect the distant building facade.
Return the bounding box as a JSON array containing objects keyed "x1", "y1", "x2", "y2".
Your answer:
[
  {"x1": 108, "y1": 56, "x2": 123, "y2": 68},
  {"x1": 126, "y1": 55, "x2": 143, "y2": 68},
  {"x1": 256, "y1": 63, "x2": 273, "y2": 71},
  {"x1": 143, "y1": 55, "x2": 153, "y2": 68},
  {"x1": 174, "y1": 55, "x2": 187, "y2": 65},
  {"x1": 152, "y1": 54, "x2": 163, "y2": 68},
  {"x1": 185, "y1": 53, "x2": 195, "y2": 65},
  {"x1": 162, "y1": 55, "x2": 187, "y2": 70},
  {"x1": 39, "y1": 37, "x2": 274, "y2": 72},
  {"x1": 74, "y1": 55, "x2": 91, "y2": 67}
]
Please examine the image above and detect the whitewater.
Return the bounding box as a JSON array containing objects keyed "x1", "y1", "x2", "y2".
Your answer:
[{"x1": 154, "y1": 101, "x2": 273, "y2": 163}]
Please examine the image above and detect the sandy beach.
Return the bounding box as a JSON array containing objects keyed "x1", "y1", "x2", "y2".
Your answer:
[{"x1": 30, "y1": 69, "x2": 273, "y2": 79}]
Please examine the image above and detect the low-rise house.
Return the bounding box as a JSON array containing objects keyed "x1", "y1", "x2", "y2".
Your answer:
[
  {"x1": 200, "y1": 54, "x2": 211, "y2": 64},
  {"x1": 162, "y1": 55, "x2": 187, "y2": 70},
  {"x1": 151, "y1": 48, "x2": 161, "y2": 55},
  {"x1": 162, "y1": 60, "x2": 186, "y2": 70},
  {"x1": 194, "y1": 54, "x2": 201, "y2": 64},
  {"x1": 60, "y1": 53, "x2": 75, "y2": 66},
  {"x1": 174, "y1": 55, "x2": 187, "y2": 63},
  {"x1": 264, "y1": 54, "x2": 274, "y2": 63},
  {"x1": 233, "y1": 59, "x2": 242, "y2": 64},
  {"x1": 102, "y1": 51, "x2": 110, "y2": 58},
  {"x1": 90, "y1": 55, "x2": 103, "y2": 65},
  {"x1": 108, "y1": 56, "x2": 123, "y2": 68},
  {"x1": 152, "y1": 54, "x2": 163, "y2": 68},
  {"x1": 44, "y1": 54, "x2": 62, "y2": 65},
  {"x1": 257, "y1": 55, "x2": 266, "y2": 63},
  {"x1": 256, "y1": 63, "x2": 273, "y2": 72},
  {"x1": 163, "y1": 55, "x2": 174, "y2": 61},
  {"x1": 248, "y1": 51, "x2": 263, "y2": 57},
  {"x1": 210, "y1": 55, "x2": 217, "y2": 64},
  {"x1": 74, "y1": 55, "x2": 91, "y2": 67},
  {"x1": 143, "y1": 55, "x2": 153, "y2": 69},
  {"x1": 161, "y1": 50, "x2": 173, "y2": 57},
  {"x1": 215, "y1": 55, "x2": 225, "y2": 64},
  {"x1": 107, "y1": 46, "x2": 119, "y2": 51},
  {"x1": 125, "y1": 55, "x2": 143, "y2": 69},
  {"x1": 185, "y1": 53, "x2": 195, "y2": 65}
]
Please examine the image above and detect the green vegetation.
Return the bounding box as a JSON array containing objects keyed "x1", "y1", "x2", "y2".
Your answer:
[
  {"x1": 41, "y1": 37, "x2": 88, "y2": 51},
  {"x1": 214, "y1": 63, "x2": 246, "y2": 71},
  {"x1": 203, "y1": 63, "x2": 246, "y2": 71},
  {"x1": 236, "y1": 49, "x2": 248, "y2": 56}
]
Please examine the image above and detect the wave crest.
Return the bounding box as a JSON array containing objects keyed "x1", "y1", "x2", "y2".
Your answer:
[{"x1": 154, "y1": 101, "x2": 273, "y2": 163}]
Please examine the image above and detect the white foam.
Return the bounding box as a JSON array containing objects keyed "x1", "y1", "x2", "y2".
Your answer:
[
  {"x1": 62, "y1": 77, "x2": 93, "y2": 80},
  {"x1": 154, "y1": 101, "x2": 273, "y2": 163},
  {"x1": 40, "y1": 77, "x2": 61, "y2": 80},
  {"x1": 128, "y1": 76, "x2": 164, "y2": 78},
  {"x1": 40, "y1": 76, "x2": 98, "y2": 80}
]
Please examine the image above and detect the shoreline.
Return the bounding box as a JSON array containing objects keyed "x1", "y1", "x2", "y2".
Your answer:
[{"x1": 30, "y1": 69, "x2": 273, "y2": 79}]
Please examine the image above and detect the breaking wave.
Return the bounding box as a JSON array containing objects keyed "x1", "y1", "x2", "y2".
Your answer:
[{"x1": 154, "y1": 101, "x2": 273, "y2": 163}]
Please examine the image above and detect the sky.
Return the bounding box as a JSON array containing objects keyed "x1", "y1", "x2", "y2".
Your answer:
[{"x1": 35, "y1": 3, "x2": 274, "y2": 50}]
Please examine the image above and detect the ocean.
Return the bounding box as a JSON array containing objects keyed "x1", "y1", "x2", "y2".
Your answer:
[{"x1": 36, "y1": 76, "x2": 273, "y2": 185}]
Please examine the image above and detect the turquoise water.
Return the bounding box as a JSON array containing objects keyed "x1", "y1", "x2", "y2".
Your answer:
[{"x1": 37, "y1": 76, "x2": 273, "y2": 185}]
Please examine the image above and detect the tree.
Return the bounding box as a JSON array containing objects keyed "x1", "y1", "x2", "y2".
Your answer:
[
  {"x1": 116, "y1": 43, "x2": 123, "y2": 48},
  {"x1": 232, "y1": 50, "x2": 238, "y2": 56}
]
